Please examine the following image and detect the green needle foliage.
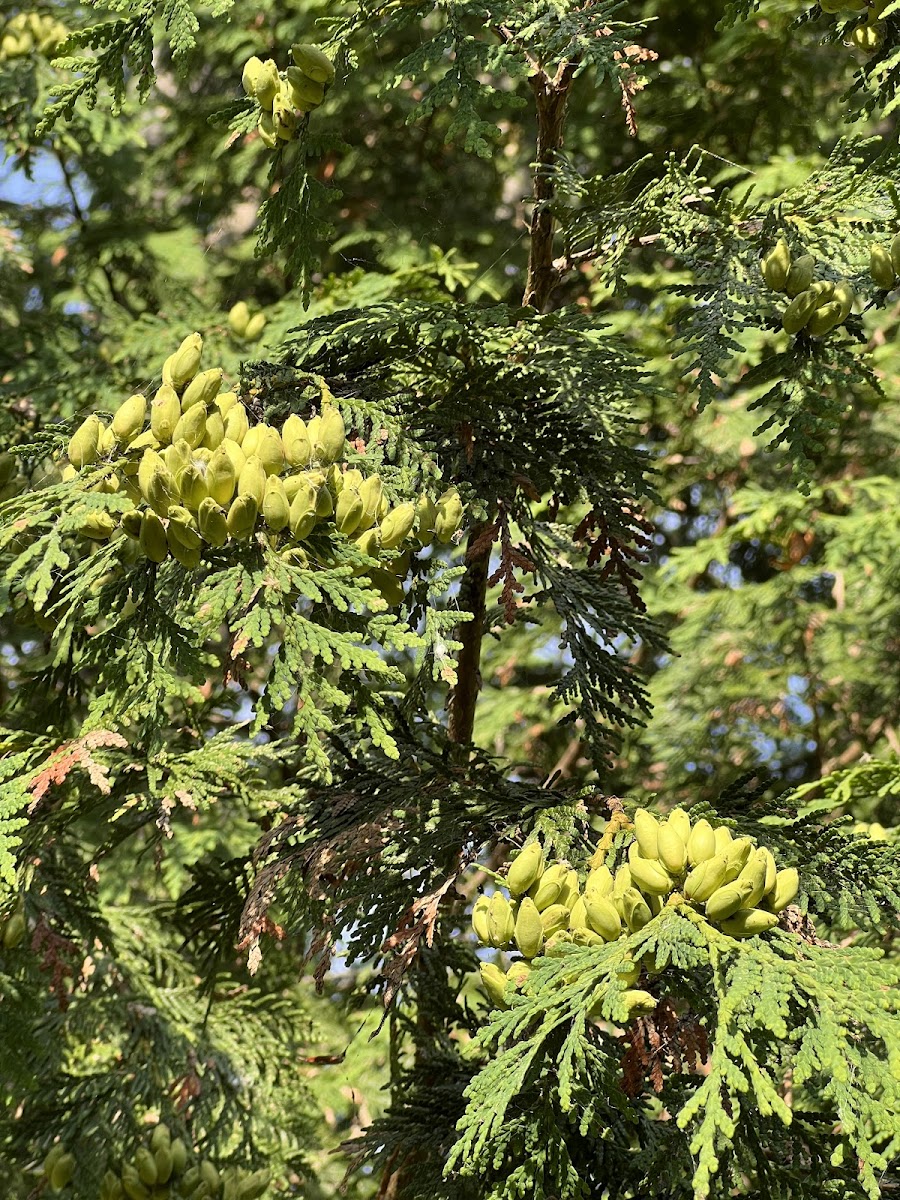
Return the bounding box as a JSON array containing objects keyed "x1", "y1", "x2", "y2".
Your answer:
[{"x1": 2, "y1": 0, "x2": 900, "y2": 1195}]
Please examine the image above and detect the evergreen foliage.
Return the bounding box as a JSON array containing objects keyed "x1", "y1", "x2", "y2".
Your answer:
[{"x1": 2, "y1": 0, "x2": 900, "y2": 1195}]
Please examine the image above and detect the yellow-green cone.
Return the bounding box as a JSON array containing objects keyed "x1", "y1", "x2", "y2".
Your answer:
[
  {"x1": 181, "y1": 368, "x2": 222, "y2": 413},
  {"x1": 289, "y1": 484, "x2": 318, "y2": 540},
  {"x1": 238, "y1": 456, "x2": 267, "y2": 507},
  {"x1": 290, "y1": 43, "x2": 336, "y2": 84},
  {"x1": 228, "y1": 301, "x2": 250, "y2": 337},
  {"x1": 227, "y1": 494, "x2": 258, "y2": 540},
  {"x1": 514, "y1": 897, "x2": 544, "y2": 959},
  {"x1": 720, "y1": 908, "x2": 779, "y2": 938},
  {"x1": 506, "y1": 841, "x2": 544, "y2": 897},
  {"x1": 150, "y1": 385, "x2": 181, "y2": 444},
  {"x1": 379, "y1": 501, "x2": 417, "y2": 550},
  {"x1": 68, "y1": 414, "x2": 102, "y2": 469},
  {"x1": 434, "y1": 488, "x2": 464, "y2": 543},
  {"x1": 197, "y1": 497, "x2": 229, "y2": 547},
  {"x1": 139, "y1": 511, "x2": 168, "y2": 562},
  {"x1": 172, "y1": 404, "x2": 207, "y2": 451},
  {"x1": 206, "y1": 447, "x2": 237, "y2": 508},
  {"x1": 165, "y1": 333, "x2": 203, "y2": 390},
  {"x1": 761, "y1": 237, "x2": 791, "y2": 291},
  {"x1": 224, "y1": 404, "x2": 249, "y2": 445},
  {"x1": 262, "y1": 475, "x2": 290, "y2": 531},
  {"x1": 585, "y1": 895, "x2": 622, "y2": 941},
  {"x1": 785, "y1": 254, "x2": 815, "y2": 297},
  {"x1": 315, "y1": 406, "x2": 346, "y2": 464},
  {"x1": 282, "y1": 414, "x2": 312, "y2": 467},
  {"x1": 111, "y1": 394, "x2": 147, "y2": 443},
  {"x1": 870, "y1": 243, "x2": 895, "y2": 289},
  {"x1": 479, "y1": 961, "x2": 508, "y2": 1008}
]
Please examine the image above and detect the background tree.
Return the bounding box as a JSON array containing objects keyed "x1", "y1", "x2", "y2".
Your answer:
[{"x1": 2, "y1": 0, "x2": 900, "y2": 1196}]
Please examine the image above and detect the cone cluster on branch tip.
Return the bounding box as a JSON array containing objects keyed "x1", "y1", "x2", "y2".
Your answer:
[
  {"x1": 760, "y1": 239, "x2": 858, "y2": 337},
  {"x1": 818, "y1": 0, "x2": 891, "y2": 49},
  {"x1": 227, "y1": 301, "x2": 266, "y2": 343},
  {"x1": 41, "y1": 1126, "x2": 271, "y2": 1199},
  {"x1": 473, "y1": 812, "x2": 799, "y2": 1012},
  {"x1": 61, "y1": 334, "x2": 464, "y2": 595},
  {"x1": 0, "y1": 11, "x2": 67, "y2": 60},
  {"x1": 242, "y1": 44, "x2": 335, "y2": 149}
]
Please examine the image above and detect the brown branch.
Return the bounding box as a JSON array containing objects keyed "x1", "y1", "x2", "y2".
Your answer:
[
  {"x1": 522, "y1": 64, "x2": 577, "y2": 313},
  {"x1": 447, "y1": 521, "x2": 492, "y2": 745}
]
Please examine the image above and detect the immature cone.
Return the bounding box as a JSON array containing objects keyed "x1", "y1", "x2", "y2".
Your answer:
[
  {"x1": 228, "y1": 301, "x2": 250, "y2": 337},
  {"x1": 832, "y1": 280, "x2": 855, "y2": 323},
  {"x1": 737, "y1": 851, "x2": 768, "y2": 908},
  {"x1": 289, "y1": 485, "x2": 318, "y2": 540},
  {"x1": 173, "y1": 403, "x2": 207, "y2": 451},
  {"x1": 206, "y1": 446, "x2": 237, "y2": 507},
  {"x1": 761, "y1": 238, "x2": 791, "y2": 291},
  {"x1": 434, "y1": 488, "x2": 464, "y2": 543},
  {"x1": 487, "y1": 893, "x2": 516, "y2": 947},
  {"x1": 262, "y1": 475, "x2": 290, "y2": 530},
  {"x1": 242, "y1": 56, "x2": 280, "y2": 110},
  {"x1": 225, "y1": 404, "x2": 250, "y2": 445},
  {"x1": 244, "y1": 312, "x2": 267, "y2": 341},
  {"x1": 782, "y1": 289, "x2": 819, "y2": 335},
  {"x1": 415, "y1": 493, "x2": 437, "y2": 544},
  {"x1": 621, "y1": 887, "x2": 653, "y2": 933},
  {"x1": 228, "y1": 494, "x2": 259, "y2": 540},
  {"x1": 687, "y1": 819, "x2": 716, "y2": 865},
  {"x1": 335, "y1": 487, "x2": 364, "y2": 534},
  {"x1": 529, "y1": 863, "x2": 569, "y2": 912},
  {"x1": 111, "y1": 394, "x2": 147, "y2": 443},
  {"x1": 273, "y1": 92, "x2": 298, "y2": 141},
  {"x1": 169, "y1": 1139, "x2": 188, "y2": 1175},
  {"x1": 585, "y1": 864, "x2": 614, "y2": 899},
  {"x1": 238, "y1": 456, "x2": 267, "y2": 507},
  {"x1": 282, "y1": 414, "x2": 312, "y2": 467},
  {"x1": 720, "y1": 908, "x2": 779, "y2": 938},
  {"x1": 248, "y1": 423, "x2": 284, "y2": 475},
  {"x1": 286, "y1": 66, "x2": 326, "y2": 110},
  {"x1": 379, "y1": 501, "x2": 417, "y2": 550},
  {"x1": 540, "y1": 903, "x2": 570, "y2": 938},
  {"x1": 49, "y1": 1153, "x2": 76, "y2": 1192},
  {"x1": 705, "y1": 879, "x2": 753, "y2": 922},
  {"x1": 807, "y1": 302, "x2": 843, "y2": 336},
  {"x1": 68, "y1": 413, "x2": 102, "y2": 469},
  {"x1": 627, "y1": 850, "x2": 672, "y2": 896},
  {"x1": 154, "y1": 1146, "x2": 173, "y2": 1185},
  {"x1": 585, "y1": 895, "x2": 622, "y2": 941},
  {"x1": 683, "y1": 852, "x2": 728, "y2": 902},
  {"x1": 722, "y1": 837, "x2": 753, "y2": 883},
  {"x1": 139, "y1": 451, "x2": 176, "y2": 516},
  {"x1": 151, "y1": 384, "x2": 181, "y2": 444},
  {"x1": 139, "y1": 511, "x2": 168, "y2": 562},
  {"x1": 165, "y1": 333, "x2": 203, "y2": 390},
  {"x1": 121, "y1": 1164, "x2": 148, "y2": 1200},
  {"x1": 633, "y1": 809, "x2": 660, "y2": 860},
  {"x1": 258, "y1": 113, "x2": 278, "y2": 149},
  {"x1": 785, "y1": 254, "x2": 815, "y2": 297},
  {"x1": 480, "y1": 962, "x2": 508, "y2": 1008},
  {"x1": 657, "y1": 823, "x2": 687, "y2": 875},
  {"x1": 366, "y1": 566, "x2": 405, "y2": 606},
  {"x1": 472, "y1": 895, "x2": 491, "y2": 944},
  {"x1": 198, "y1": 498, "x2": 229, "y2": 547},
  {"x1": 767, "y1": 867, "x2": 799, "y2": 913},
  {"x1": 291, "y1": 43, "x2": 336, "y2": 84},
  {"x1": 514, "y1": 897, "x2": 545, "y2": 959},
  {"x1": 506, "y1": 841, "x2": 544, "y2": 896},
  {"x1": 891, "y1": 232, "x2": 900, "y2": 276},
  {"x1": 78, "y1": 511, "x2": 117, "y2": 541},
  {"x1": 622, "y1": 989, "x2": 657, "y2": 1018},
  {"x1": 216, "y1": 391, "x2": 238, "y2": 417},
  {"x1": 870, "y1": 243, "x2": 895, "y2": 289},
  {"x1": 135, "y1": 1147, "x2": 157, "y2": 1186},
  {"x1": 357, "y1": 475, "x2": 384, "y2": 531},
  {"x1": 3, "y1": 910, "x2": 26, "y2": 948},
  {"x1": 315, "y1": 406, "x2": 346, "y2": 464},
  {"x1": 181, "y1": 368, "x2": 223, "y2": 413},
  {"x1": 178, "y1": 461, "x2": 208, "y2": 510}
]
